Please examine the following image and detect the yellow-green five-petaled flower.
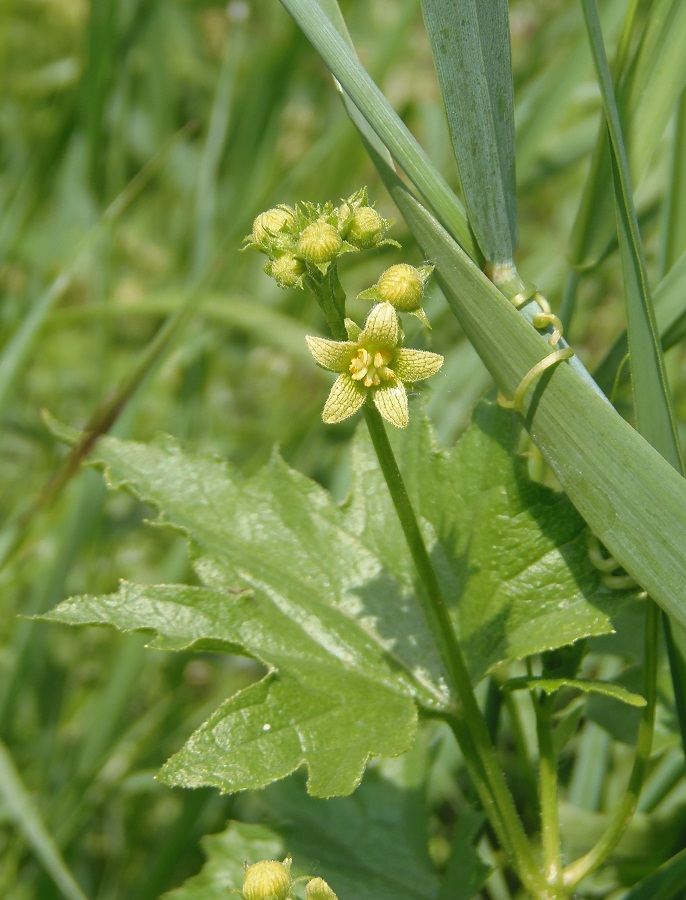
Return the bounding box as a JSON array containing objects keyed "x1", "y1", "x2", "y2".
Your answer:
[{"x1": 306, "y1": 302, "x2": 443, "y2": 428}]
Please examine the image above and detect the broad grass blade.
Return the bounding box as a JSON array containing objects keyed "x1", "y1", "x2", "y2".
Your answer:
[
  {"x1": 570, "y1": 0, "x2": 686, "y2": 269},
  {"x1": 581, "y1": 0, "x2": 686, "y2": 763},
  {"x1": 581, "y1": 0, "x2": 682, "y2": 471},
  {"x1": 278, "y1": 0, "x2": 481, "y2": 260},
  {"x1": 397, "y1": 193, "x2": 686, "y2": 632},
  {"x1": 659, "y1": 92, "x2": 686, "y2": 277},
  {"x1": 421, "y1": 0, "x2": 517, "y2": 265}
]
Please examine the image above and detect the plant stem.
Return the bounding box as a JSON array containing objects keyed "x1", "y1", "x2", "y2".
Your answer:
[
  {"x1": 307, "y1": 273, "x2": 346, "y2": 340},
  {"x1": 562, "y1": 598, "x2": 658, "y2": 889},
  {"x1": 310, "y1": 270, "x2": 546, "y2": 896},
  {"x1": 535, "y1": 693, "x2": 564, "y2": 894},
  {"x1": 363, "y1": 404, "x2": 546, "y2": 896}
]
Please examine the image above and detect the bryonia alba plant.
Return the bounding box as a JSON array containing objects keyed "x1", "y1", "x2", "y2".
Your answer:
[{"x1": 35, "y1": 2, "x2": 686, "y2": 899}]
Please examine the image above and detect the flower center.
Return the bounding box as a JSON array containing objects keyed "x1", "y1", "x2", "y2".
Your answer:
[{"x1": 349, "y1": 347, "x2": 395, "y2": 388}]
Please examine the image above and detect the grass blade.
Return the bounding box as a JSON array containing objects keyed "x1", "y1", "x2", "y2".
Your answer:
[
  {"x1": 659, "y1": 91, "x2": 686, "y2": 276},
  {"x1": 0, "y1": 741, "x2": 90, "y2": 900},
  {"x1": 622, "y1": 847, "x2": 686, "y2": 900},
  {"x1": 593, "y1": 247, "x2": 686, "y2": 394},
  {"x1": 569, "y1": 0, "x2": 686, "y2": 270},
  {"x1": 580, "y1": 0, "x2": 681, "y2": 472},
  {"x1": 278, "y1": 0, "x2": 480, "y2": 260},
  {"x1": 395, "y1": 192, "x2": 686, "y2": 630},
  {"x1": 421, "y1": 0, "x2": 517, "y2": 265},
  {"x1": 580, "y1": 0, "x2": 686, "y2": 757}
]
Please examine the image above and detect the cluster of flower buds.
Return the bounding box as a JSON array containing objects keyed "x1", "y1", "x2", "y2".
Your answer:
[
  {"x1": 236, "y1": 857, "x2": 338, "y2": 900},
  {"x1": 244, "y1": 188, "x2": 398, "y2": 288},
  {"x1": 246, "y1": 190, "x2": 443, "y2": 428}
]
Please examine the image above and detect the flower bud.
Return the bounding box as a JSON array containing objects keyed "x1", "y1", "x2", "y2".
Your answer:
[
  {"x1": 252, "y1": 207, "x2": 295, "y2": 244},
  {"x1": 305, "y1": 877, "x2": 338, "y2": 900},
  {"x1": 344, "y1": 206, "x2": 386, "y2": 249},
  {"x1": 266, "y1": 253, "x2": 306, "y2": 289},
  {"x1": 297, "y1": 221, "x2": 342, "y2": 265},
  {"x1": 376, "y1": 263, "x2": 425, "y2": 311},
  {"x1": 242, "y1": 858, "x2": 292, "y2": 900}
]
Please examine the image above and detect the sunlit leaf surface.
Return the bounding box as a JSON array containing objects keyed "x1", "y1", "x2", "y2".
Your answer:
[{"x1": 44, "y1": 403, "x2": 634, "y2": 796}]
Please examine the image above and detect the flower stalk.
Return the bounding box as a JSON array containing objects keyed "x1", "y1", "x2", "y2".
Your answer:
[{"x1": 248, "y1": 192, "x2": 549, "y2": 896}]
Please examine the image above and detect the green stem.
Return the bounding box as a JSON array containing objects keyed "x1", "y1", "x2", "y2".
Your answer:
[
  {"x1": 562, "y1": 598, "x2": 658, "y2": 889},
  {"x1": 309, "y1": 270, "x2": 545, "y2": 895},
  {"x1": 363, "y1": 405, "x2": 545, "y2": 896},
  {"x1": 535, "y1": 693, "x2": 564, "y2": 894},
  {"x1": 306, "y1": 272, "x2": 347, "y2": 341}
]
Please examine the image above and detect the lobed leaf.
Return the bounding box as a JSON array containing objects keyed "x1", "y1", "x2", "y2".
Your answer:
[{"x1": 43, "y1": 404, "x2": 635, "y2": 795}]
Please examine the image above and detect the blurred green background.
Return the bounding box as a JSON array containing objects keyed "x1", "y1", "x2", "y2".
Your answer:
[{"x1": 1, "y1": 0, "x2": 685, "y2": 897}]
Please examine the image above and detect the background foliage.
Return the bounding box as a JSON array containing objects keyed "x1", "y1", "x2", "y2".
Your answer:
[{"x1": 1, "y1": 0, "x2": 686, "y2": 898}]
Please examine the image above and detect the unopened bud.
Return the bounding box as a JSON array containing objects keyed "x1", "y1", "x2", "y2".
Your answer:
[
  {"x1": 344, "y1": 206, "x2": 387, "y2": 249},
  {"x1": 266, "y1": 254, "x2": 306, "y2": 288},
  {"x1": 297, "y1": 221, "x2": 342, "y2": 264},
  {"x1": 252, "y1": 208, "x2": 295, "y2": 245},
  {"x1": 242, "y1": 858, "x2": 292, "y2": 900},
  {"x1": 305, "y1": 877, "x2": 338, "y2": 900},
  {"x1": 376, "y1": 264, "x2": 426, "y2": 311}
]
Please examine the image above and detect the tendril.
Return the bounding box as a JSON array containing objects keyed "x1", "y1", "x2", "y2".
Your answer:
[{"x1": 498, "y1": 284, "x2": 575, "y2": 410}]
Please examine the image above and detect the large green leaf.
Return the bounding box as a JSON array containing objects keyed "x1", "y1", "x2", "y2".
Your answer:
[
  {"x1": 421, "y1": 0, "x2": 517, "y2": 265},
  {"x1": 348, "y1": 403, "x2": 633, "y2": 681},
  {"x1": 43, "y1": 405, "x2": 633, "y2": 796}
]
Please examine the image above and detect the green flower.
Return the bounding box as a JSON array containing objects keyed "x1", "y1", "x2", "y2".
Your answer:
[
  {"x1": 306, "y1": 302, "x2": 444, "y2": 428},
  {"x1": 251, "y1": 207, "x2": 295, "y2": 244}
]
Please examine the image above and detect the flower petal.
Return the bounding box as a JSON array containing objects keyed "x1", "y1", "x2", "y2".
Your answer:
[
  {"x1": 359, "y1": 302, "x2": 399, "y2": 349},
  {"x1": 393, "y1": 348, "x2": 444, "y2": 382},
  {"x1": 322, "y1": 374, "x2": 367, "y2": 424},
  {"x1": 306, "y1": 336, "x2": 356, "y2": 372},
  {"x1": 373, "y1": 382, "x2": 409, "y2": 428}
]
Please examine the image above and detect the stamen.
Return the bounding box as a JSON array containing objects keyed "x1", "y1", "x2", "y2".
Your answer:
[{"x1": 349, "y1": 349, "x2": 371, "y2": 381}]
